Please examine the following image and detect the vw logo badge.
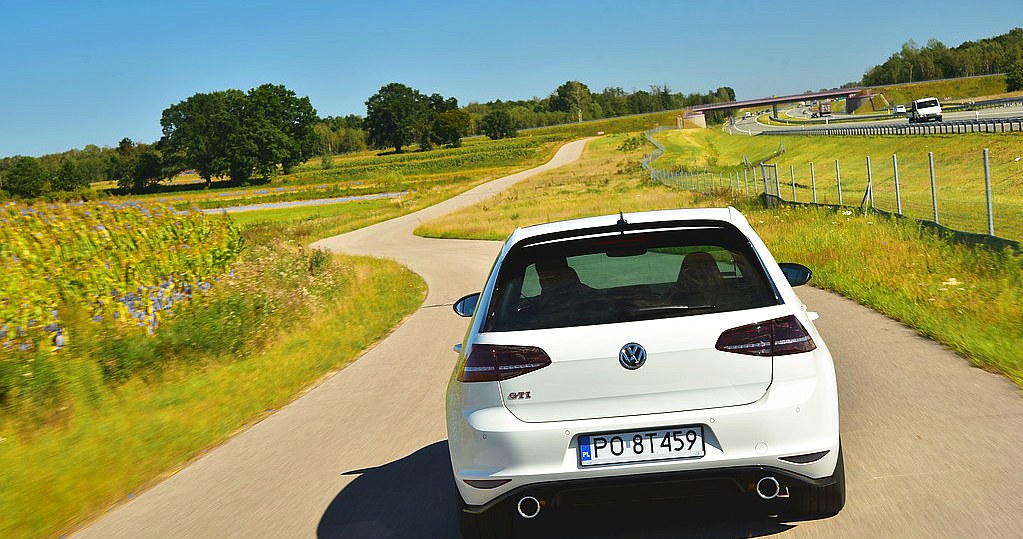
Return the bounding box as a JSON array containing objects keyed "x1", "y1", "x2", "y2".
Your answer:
[{"x1": 619, "y1": 343, "x2": 647, "y2": 370}]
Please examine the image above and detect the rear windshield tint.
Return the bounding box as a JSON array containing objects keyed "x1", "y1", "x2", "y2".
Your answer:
[{"x1": 483, "y1": 225, "x2": 779, "y2": 332}]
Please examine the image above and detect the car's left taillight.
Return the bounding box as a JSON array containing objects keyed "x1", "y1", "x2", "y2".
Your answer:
[
  {"x1": 457, "y1": 344, "x2": 552, "y2": 382},
  {"x1": 715, "y1": 315, "x2": 816, "y2": 356}
]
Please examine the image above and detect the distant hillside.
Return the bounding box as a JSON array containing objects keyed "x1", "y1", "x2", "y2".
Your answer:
[
  {"x1": 863, "y1": 28, "x2": 1022, "y2": 86},
  {"x1": 871, "y1": 74, "x2": 1008, "y2": 104}
]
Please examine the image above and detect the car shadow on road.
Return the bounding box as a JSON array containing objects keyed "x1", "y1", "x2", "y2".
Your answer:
[{"x1": 317, "y1": 440, "x2": 799, "y2": 538}]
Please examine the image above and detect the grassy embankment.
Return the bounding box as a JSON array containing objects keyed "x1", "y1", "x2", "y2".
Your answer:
[
  {"x1": 416, "y1": 131, "x2": 1023, "y2": 389},
  {"x1": 653, "y1": 128, "x2": 1023, "y2": 242},
  {"x1": 874, "y1": 74, "x2": 1009, "y2": 105},
  {"x1": 0, "y1": 202, "x2": 426, "y2": 539}
]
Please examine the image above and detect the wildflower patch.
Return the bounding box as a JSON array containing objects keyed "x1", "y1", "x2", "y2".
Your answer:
[{"x1": 0, "y1": 200, "x2": 242, "y2": 354}]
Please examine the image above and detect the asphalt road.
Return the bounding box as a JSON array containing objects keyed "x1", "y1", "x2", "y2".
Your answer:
[
  {"x1": 728, "y1": 104, "x2": 1023, "y2": 135},
  {"x1": 74, "y1": 138, "x2": 1023, "y2": 538}
]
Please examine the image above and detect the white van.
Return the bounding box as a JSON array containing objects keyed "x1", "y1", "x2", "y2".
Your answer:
[{"x1": 908, "y1": 98, "x2": 942, "y2": 123}]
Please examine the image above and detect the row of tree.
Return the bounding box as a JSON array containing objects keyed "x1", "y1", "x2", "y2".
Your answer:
[
  {"x1": 862, "y1": 28, "x2": 1023, "y2": 86},
  {"x1": 0, "y1": 84, "x2": 320, "y2": 197},
  {"x1": 2, "y1": 80, "x2": 738, "y2": 197}
]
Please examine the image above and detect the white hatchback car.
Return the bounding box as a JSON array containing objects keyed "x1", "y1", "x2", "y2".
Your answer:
[{"x1": 447, "y1": 208, "x2": 843, "y2": 537}]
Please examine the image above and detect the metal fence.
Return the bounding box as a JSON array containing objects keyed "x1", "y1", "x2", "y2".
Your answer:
[
  {"x1": 761, "y1": 117, "x2": 1023, "y2": 137},
  {"x1": 642, "y1": 127, "x2": 1021, "y2": 250}
]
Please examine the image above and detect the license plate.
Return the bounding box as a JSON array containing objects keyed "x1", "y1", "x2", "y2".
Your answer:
[{"x1": 578, "y1": 426, "x2": 704, "y2": 467}]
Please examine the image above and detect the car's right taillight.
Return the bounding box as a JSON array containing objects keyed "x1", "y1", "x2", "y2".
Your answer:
[
  {"x1": 715, "y1": 315, "x2": 816, "y2": 356},
  {"x1": 457, "y1": 344, "x2": 552, "y2": 382}
]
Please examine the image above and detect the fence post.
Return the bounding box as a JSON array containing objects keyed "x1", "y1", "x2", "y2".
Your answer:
[
  {"x1": 927, "y1": 152, "x2": 939, "y2": 223},
  {"x1": 984, "y1": 148, "x2": 994, "y2": 236},
  {"x1": 790, "y1": 164, "x2": 796, "y2": 202},
  {"x1": 810, "y1": 162, "x2": 817, "y2": 204},
  {"x1": 836, "y1": 159, "x2": 843, "y2": 206},
  {"x1": 774, "y1": 164, "x2": 781, "y2": 198},
  {"x1": 865, "y1": 156, "x2": 874, "y2": 211},
  {"x1": 760, "y1": 163, "x2": 768, "y2": 194},
  {"x1": 743, "y1": 168, "x2": 749, "y2": 196},
  {"x1": 893, "y1": 154, "x2": 902, "y2": 215}
]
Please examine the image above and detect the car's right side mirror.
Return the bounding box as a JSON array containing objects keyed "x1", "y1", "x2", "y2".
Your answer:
[
  {"x1": 778, "y1": 263, "x2": 812, "y2": 287},
  {"x1": 453, "y1": 292, "x2": 481, "y2": 317}
]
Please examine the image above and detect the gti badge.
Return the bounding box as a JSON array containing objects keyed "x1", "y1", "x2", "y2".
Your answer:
[{"x1": 619, "y1": 343, "x2": 647, "y2": 370}]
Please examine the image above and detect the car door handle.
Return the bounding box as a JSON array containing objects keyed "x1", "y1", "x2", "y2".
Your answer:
[{"x1": 453, "y1": 343, "x2": 463, "y2": 354}]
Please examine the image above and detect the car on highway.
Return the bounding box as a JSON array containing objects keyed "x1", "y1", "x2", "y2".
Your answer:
[
  {"x1": 908, "y1": 97, "x2": 942, "y2": 123},
  {"x1": 447, "y1": 208, "x2": 844, "y2": 538}
]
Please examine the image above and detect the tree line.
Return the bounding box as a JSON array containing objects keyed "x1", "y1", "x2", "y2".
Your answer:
[
  {"x1": 862, "y1": 27, "x2": 1023, "y2": 86},
  {"x1": 1, "y1": 83, "x2": 319, "y2": 197},
  {"x1": 1, "y1": 80, "x2": 736, "y2": 198}
]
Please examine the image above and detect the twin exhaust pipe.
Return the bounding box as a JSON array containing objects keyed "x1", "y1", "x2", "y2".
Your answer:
[
  {"x1": 755, "y1": 476, "x2": 781, "y2": 500},
  {"x1": 516, "y1": 496, "x2": 542, "y2": 519},
  {"x1": 514, "y1": 477, "x2": 780, "y2": 518}
]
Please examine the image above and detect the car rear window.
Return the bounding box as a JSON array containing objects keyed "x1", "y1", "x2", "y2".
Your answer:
[{"x1": 483, "y1": 225, "x2": 780, "y2": 332}]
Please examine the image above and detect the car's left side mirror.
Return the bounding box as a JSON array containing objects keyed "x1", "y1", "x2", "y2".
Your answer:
[
  {"x1": 453, "y1": 292, "x2": 481, "y2": 317},
  {"x1": 778, "y1": 263, "x2": 812, "y2": 287}
]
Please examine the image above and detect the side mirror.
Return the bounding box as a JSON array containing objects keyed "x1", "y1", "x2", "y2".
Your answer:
[
  {"x1": 778, "y1": 263, "x2": 812, "y2": 287},
  {"x1": 453, "y1": 292, "x2": 481, "y2": 317}
]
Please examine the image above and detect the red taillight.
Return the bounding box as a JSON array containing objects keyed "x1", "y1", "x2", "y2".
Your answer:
[
  {"x1": 458, "y1": 345, "x2": 552, "y2": 382},
  {"x1": 715, "y1": 315, "x2": 816, "y2": 356}
]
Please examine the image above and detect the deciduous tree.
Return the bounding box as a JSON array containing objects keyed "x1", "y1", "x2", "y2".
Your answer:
[
  {"x1": 431, "y1": 109, "x2": 471, "y2": 147},
  {"x1": 365, "y1": 83, "x2": 427, "y2": 153},
  {"x1": 480, "y1": 109, "x2": 517, "y2": 140},
  {"x1": 2, "y1": 156, "x2": 49, "y2": 197}
]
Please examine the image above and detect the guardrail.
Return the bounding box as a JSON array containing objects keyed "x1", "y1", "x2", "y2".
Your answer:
[{"x1": 761, "y1": 117, "x2": 1023, "y2": 136}]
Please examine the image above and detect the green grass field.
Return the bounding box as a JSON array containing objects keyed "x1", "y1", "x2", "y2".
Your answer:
[
  {"x1": 417, "y1": 133, "x2": 1023, "y2": 392},
  {"x1": 872, "y1": 74, "x2": 1009, "y2": 105},
  {"x1": 649, "y1": 129, "x2": 1023, "y2": 241}
]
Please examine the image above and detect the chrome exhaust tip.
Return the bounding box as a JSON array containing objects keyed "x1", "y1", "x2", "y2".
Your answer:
[
  {"x1": 516, "y1": 496, "x2": 541, "y2": 519},
  {"x1": 756, "y1": 476, "x2": 781, "y2": 500}
]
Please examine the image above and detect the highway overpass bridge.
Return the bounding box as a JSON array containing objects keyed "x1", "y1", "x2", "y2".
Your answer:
[{"x1": 682, "y1": 88, "x2": 875, "y2": 126}]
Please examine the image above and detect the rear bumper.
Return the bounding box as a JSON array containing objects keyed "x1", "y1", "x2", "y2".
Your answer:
[
  {"x1": 459, "y1": 463, "x2": 840, "y2": 514},
  {"x1": 449, "y1": 369, "x2": 840, "y2": 507}
]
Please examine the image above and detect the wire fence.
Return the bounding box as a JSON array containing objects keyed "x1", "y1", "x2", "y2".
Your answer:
[{"x1": 642, "y1": 128, "x2": 1022, "y2": 250}]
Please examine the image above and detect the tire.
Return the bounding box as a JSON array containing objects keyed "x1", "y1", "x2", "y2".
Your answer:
[
  {"x1": 454, "y1": 484, "x2": 513, "y2": 539},
  {"x1": 791, "y1": 446, "x2": 846, "y2": 518}
]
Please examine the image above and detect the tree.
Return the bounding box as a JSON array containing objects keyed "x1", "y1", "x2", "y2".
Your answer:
[
  {"x1": 160, "y1": 84, "x2": 318, "y2": 185},
  {"x1": 365, "y1": 83, "x2": 428, "y2": 153},
  {"x1": 2, "y1": 156, "x2": 49, "y2": 198},
  {"x1": 480, "y1": 109, "x2": 517, "y2": 140},
  {"x1": 431, "y1": 109, "x2": 471, "y2": 147},
  {"x1": 160, "y1": 90, "x2": 243, "y2": 187},
  {"x1": 1007, "y1": 61, "x2": 1023, "y2": 91},
  {"x1": 108, "y1": 139, "x2": 165, "y2": 193},
  {"x1": 550, "y1": 81, "x2": 592, "y2": 122},
  {"x1": 245, "y1": 83, "x2": 318, "y2": 174},
  {"x1": 53, "y1": 160, "x2": 88, "y2": 192}
]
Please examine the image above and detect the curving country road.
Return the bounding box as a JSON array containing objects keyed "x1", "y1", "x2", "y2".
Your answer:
[{"x1": 75, "y1": 139, "x2": 1023, "y2": 538}]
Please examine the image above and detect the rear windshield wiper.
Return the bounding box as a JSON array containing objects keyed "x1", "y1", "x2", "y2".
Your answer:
[{"x1": 627, "y1": 304, "x2": 716, "y2": 315}]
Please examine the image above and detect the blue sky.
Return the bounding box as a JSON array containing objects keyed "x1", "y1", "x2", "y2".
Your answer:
[{"x1": 0, "y1": 0, "x2": 1018, "y2": 157}]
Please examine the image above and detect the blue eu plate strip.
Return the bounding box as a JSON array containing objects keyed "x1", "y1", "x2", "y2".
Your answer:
[{"x1": 579, "y1": 435, "x2": 592, "y2": 462}]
